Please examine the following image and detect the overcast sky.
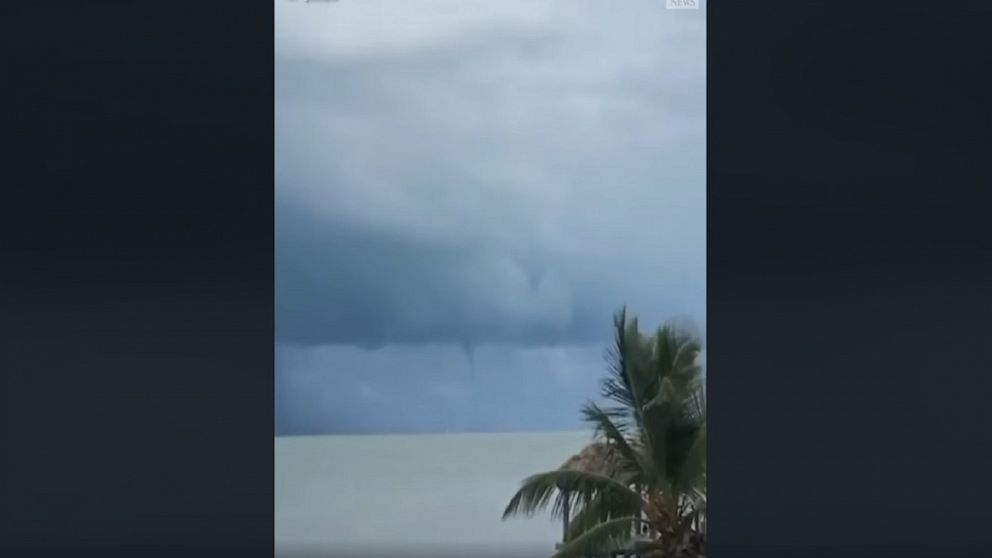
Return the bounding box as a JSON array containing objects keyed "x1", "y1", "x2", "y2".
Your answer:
[{"x1": 275, "y1": 0, "x2": 705, "y2": 435}]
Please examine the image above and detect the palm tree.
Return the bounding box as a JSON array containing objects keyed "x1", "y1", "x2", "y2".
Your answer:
[{"x1": 503, "y1": 308, "x2": 706, "y2": 558}]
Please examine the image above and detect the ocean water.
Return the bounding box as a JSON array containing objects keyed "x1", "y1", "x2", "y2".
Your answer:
[{"x1": 276, "y1": 431, "x2": 593, "y2": 558}]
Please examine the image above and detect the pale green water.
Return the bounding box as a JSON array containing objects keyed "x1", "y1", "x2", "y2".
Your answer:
[{"x1": 276, "y1": 431, "x2": 592, "y2": 558}]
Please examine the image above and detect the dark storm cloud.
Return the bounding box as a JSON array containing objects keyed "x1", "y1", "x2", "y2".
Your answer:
[
  {"x1": 275, "y1": 9, "x2": 705, "y2": 346},
  {"x1": 274, "y1": 0, "x2": 706, "y2": 433},
  {"x1": 276, "y1": 200, "x2": 584, "y2": 347}
]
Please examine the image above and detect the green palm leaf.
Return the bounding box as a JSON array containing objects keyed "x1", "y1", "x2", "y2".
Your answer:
[
  {"x1": 504, "y1": 307, "x2": 706, "y2": 558},
  {"x1": 552, "y1": 516, "x2": 649, "y2": 558},
  {"x1": 580, "y1": 402, "x2": 650, "y2": 481},
  {"x1": 502, "y1": 469, "x2": 640, "y2": 520},
  {"x1": 602, "y1": 307, "x2": 639, "y2": 413},
  {"x1": 674, "y1": 420, "x2": 706, "y2": 493},
  {"x1": 565, "y1": 486, "x2": 643, "y2": 542}
]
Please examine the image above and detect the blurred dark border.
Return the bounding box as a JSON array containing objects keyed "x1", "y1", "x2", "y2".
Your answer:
[
  {"x1": 708, "y1": 1, "x2": 992, "y2": 557},
  {"x1": 2, "y1": 2, "x2": 274, "y2": 556},
  {"x1": 4, "y1": 0, "x2": 992, "y2": 557}
]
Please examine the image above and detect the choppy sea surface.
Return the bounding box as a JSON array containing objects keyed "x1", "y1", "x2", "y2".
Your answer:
[{"x1": 276, "y1": 431, "x2": 592, "y2": 558}]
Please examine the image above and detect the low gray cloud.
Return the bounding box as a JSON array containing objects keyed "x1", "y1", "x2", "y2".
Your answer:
[
  {"x1": 276, "y1": 343, "x2": 604, "y2": 435},
  {"x1": 275, "y1": 0, "x2": 705, "y2": 433},
  {"x1": 276, "y1": 201, "x2": 578, "y2": 348}
]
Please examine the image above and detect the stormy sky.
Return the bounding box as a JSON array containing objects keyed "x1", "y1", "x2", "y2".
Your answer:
[{"x1": 275, "y1": 0, "x2": 705, "y2": 435}]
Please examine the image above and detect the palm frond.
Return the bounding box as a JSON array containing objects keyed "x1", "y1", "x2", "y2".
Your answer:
[
  {"x1": 565, "y1": 479, "x2": 644, "y2": 542},
  {"x1": 640, "y1": 377, "x2": 678, "y2": 483},
  {"x1": 502, "y1": 469, "x2": 640, "y2": 520},
  {"x1": 672, "y1": 421, "x2": 706, "y2": 493},
  {"x1": 601, "y1": 307, "x2": 638, "y2": 413},
  {"x1": 552, "y1": 516, "x2": 649, "y2": 558},
  {"x1": 653, "y1": 323, "x2": 701, "y2": 391},
  {"x1": 504, "y1": 307, "x2": 707, "y2": 557},
  {"x1": 685, "y1": 381, "x2": 706, "y2": 422},
  {"x1": 580, "y1": 401, "x2": 652, "y2": 483}
]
